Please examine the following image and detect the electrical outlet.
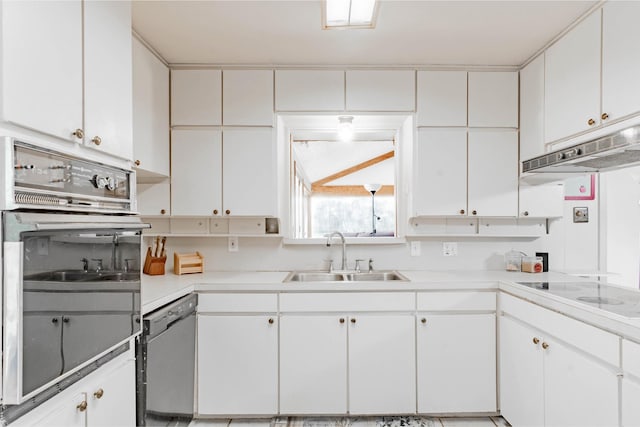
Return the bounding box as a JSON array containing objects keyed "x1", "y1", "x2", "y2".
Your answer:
[
  {"x1": 410, "y1": 241, "x2": 421, "y2": 256},
  {"x1": 443, "y1": 242, "x2": 458, "y2": 257},
  {"x1": 228, "y1": 236, "x2": 239, "y2": 252}
]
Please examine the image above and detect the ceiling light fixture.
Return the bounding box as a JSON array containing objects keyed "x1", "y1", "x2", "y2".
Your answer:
[
  {"x1": 324, "y1": 0, "x2": 378, "y2": 29},
  {"x1": 337, "y1": 116, "x2": 354, "y2": 142}
]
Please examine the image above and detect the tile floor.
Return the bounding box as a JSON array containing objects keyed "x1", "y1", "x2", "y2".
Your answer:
[{"x1": 189, "y1": 416, "x2": 511, "y2": 427}]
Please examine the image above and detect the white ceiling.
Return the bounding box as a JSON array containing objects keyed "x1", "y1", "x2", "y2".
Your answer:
[{"x1": 132, "y1": 0, "x2": 597, "y2": 67}]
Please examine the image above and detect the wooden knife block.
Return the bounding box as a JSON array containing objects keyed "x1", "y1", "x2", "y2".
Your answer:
[{"x1": 143, "y1": 247, "x2": 166, "y2": 276}]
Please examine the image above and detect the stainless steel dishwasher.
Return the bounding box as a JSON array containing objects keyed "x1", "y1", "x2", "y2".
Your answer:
[{"x1": 136, "y1": 293, "x2": 198, "y2": 426}]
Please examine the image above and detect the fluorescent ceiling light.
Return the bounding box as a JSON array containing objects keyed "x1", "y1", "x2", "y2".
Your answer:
[{"x1": 324, "y1": 0, "x2": 378, "y2": 29}]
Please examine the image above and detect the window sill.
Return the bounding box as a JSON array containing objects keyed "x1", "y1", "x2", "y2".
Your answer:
[{"x1": 282, "y1": 237, "x2": 407, "y2": 245}]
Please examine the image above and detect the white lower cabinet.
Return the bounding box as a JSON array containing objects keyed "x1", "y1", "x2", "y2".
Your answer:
[
  {"x1": 417, "y1": 313, "x2": 496, "y2": 413},
  {"x1": 280, "y1": 315, "x2": 348, "y2": 414},
  {"x1": 348, "y1": 314, "x2": 416, "y2": 414},
  {"x1": 622, "y1": 377, "x2": 640, "y2": 426},
  {"x1": 11, "y1": 352, "x2": 135, "y2": 427},
  {"x1": 500, "y1": 296, "x2": 619, "y2": 427},
  {"x1": 197, "y1": 314, "x2": 278, "y2": 415}
]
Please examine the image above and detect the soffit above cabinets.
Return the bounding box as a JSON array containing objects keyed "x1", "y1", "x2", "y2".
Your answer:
[{"x1": 132, "y1": 0, "x2": 597, "y2": 67}]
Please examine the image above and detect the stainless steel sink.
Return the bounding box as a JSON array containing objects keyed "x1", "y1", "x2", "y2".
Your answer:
[
  {"x1": 25, "y1": 270, "x2": 138, "y2": 282},
  {"x1": 284, "y1": 270, "x2": 409, "y2": 283}
]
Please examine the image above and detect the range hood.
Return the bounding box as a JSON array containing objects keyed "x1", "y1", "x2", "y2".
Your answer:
[{"x1": 522, "y1": 125, "x2": 640, "y2": 175}]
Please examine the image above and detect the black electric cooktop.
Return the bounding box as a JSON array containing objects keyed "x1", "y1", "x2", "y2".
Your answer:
[{"x1": 516, "y1": 281, "x2": 640, "y2": 318}]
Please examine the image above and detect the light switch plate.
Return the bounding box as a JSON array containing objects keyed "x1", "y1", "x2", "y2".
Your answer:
[
  {"x1": 573, "y1": 207, "x2": 589, "y2": 223},
  {"x1": 228, "y1": 236, "x2": 239, "y2": 252},
  {"x1": 410, "y1": 241, "x2": 421, "y2": 256},
  {"x1": 443, "y1": 242, "x2": 458, "y2": 257}
]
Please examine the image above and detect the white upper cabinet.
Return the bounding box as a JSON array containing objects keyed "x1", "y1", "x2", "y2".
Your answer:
[
  {"x1": 519, "y1": 183, "x2": 564, "y2": 218},
  {"x1": 132, "y1": 38, "x2": 170, "y2": 177},
  {"x1": 545, "y1": 11, "x2": 601, "y2": 143},
  {"x1": 468, "y1": 130, "x2": 518, "y2": 217},
  {"x1": 171, "y1": 130, "x2": 222, "y2": 216},
  {"x1": 416, "y1": 71, "x2": 467, "y2": 127},
  {"x1": 520, "y1": 55, "x2": 545, "y2": 162},
  {"x1": 83, "y1": 0, "x2": 132, "y2": 160},
  {"x1": 223, "y1": 70, "x2": 273, "y2": 126},
  {"x1": 346, "y1": 70, "x2": 415, "y2": 111},
  {"x1": 137, "y1": 182, "x2": 170, "y2": 217},
  {"x1": 468, "y1": 72, "x2": 518, "y2": 128},
  {"x1": 275, "y1": 70, "x2": 345, "y2": 111},
  {"x1": 602, "y1": 2, "x2": 640, "y2": 123},
  {"x1": 1, "y1": 1, "x2": 83, "y2": 142},
  {"x1": 171, "y1": 70, "x2": 222, "y2": 126},
  {"x1": 414, "y1": 129, "x2": 468, "y2": 216},
  {"x1": 223, "y1": 129, "x2": 277, "y2": 217}
]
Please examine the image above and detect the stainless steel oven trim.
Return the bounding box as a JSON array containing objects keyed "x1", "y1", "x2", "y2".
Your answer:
[{"x1": 3, "y1": 241, "x2": 24, "y2": 405}]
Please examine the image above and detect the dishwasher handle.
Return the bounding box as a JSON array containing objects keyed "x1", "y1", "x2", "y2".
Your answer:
[{"x1": 146, "y1": 312, "x2": 195, "y2": 343}]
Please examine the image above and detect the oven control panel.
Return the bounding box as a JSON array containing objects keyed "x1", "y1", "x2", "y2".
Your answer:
[{"x1": 12, "y1": 142, "x2": 132, "y2": 212}]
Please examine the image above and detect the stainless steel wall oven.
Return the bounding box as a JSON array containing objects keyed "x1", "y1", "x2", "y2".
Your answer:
[{"x1": 0, "y1": 139, "x2": 145, "y2": 406}]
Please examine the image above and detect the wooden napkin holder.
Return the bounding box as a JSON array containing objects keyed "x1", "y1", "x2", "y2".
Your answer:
[
  {"x1": 174, "y1": 252, "x2": 204, "y2": 275},
  {"x1": 143, "y1": 247, "x2": 166, "y2": 276}
]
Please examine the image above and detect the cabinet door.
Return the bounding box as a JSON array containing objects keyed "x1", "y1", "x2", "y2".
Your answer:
[
  {"x1": 198, "y1": 315, "x2": 278, "y2": 415},
  {"x1": 346, "y1": 70, "x2": 415, "y2": 111},
  {"x1": 348, "y1": 315, "x2": 415, "y2": 414},
  {"x1": 499, "y1": 316, "x2": 544, "y2": 427},
  {"x1": 414, "y1": 129, "x2": 467, "y2": 216},
  {"x1": 22, "y1": 314, "x2": 63, "y2": 396},
  {"x1": 13, "y1": 392, "x2": 87, "y2": 427},
  {"x1": 1, "y1": 0, "x2": 83, "y2": 141},
  {"x1": 137, "y1": 182, "x2": 170, "y2": 216},
  {"x1": 545, "y1": 11, "x2": 601, "y2": 143},
  {"x1": 132, "y1": 37, "x2": 170, "y2": 177},
  {"x1": 171, "y1": 130, "x2": 222, "y2": 216},
  {"x1": 602, "y1": 2, "x2": 640, "y2": 123},
  {"x1": 417, "y1": 314, "x2": 496, "y2": 413},
  {"x1": 520, "y1": 55, "x2": 545, "y2": 162},
  {"x1": 416, "y1": 71, "x2": 467, "y2": 127},
  {"x1": 468, "y1": 130, "x2": 518, "y2": 217},
  {"x1": 222, "y1": 129, "x2": 276, "y2": 216},
  {"x1": 275, "y1": 70, "x2": 345, "y2": 111},
  {"x1": 622, "y1": 377, "x2": 640, "y2": 427},
  {"x1": 280, "y1": 315, "x2": 347, "y2": 414},
  {"x1": 544, "y1": 335, "x2": 619, "y2": 427},
  {"x1": 223, "y1": 70, "x2": 273, "y2": 126},
  {"x1": 468, "y1": 72, "x2": 518, "y2": 128},
  {"x1": 519, "y1": 183, "x2": 564, "y2": 218},
  {"x1": 83, "y1": 0, "x2": 133, "y2": 160},
  {"x1": 90, "y1": 359, "x2": 136, "y2": 427},
  {"x1": 171, "y1": 70, "x2": 222, "y2": 126}
]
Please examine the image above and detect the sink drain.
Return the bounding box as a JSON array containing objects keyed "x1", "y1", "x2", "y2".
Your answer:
[{"x1": 577, "y1": 296, "x2": 624, "y2": 305}]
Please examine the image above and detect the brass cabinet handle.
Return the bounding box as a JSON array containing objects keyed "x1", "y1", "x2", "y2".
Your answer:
[
  {"x1": 213, "y1": 209, "x2": 219, "y2": 215},
  {"x1": 472, "y1": 210, "x2": 477, "y2": 215},
  {"x1": 350, "y1": 318, "x2": 356, "y2": 324},
  {"x1": 225, "y1": 209, "x2": 231, "y2": 215},
  {"x1": 588, "y1": 118, "x2": 596, "y2": 126},
  {"x1": 602, "y1": 113, "x2": 609, "y2": 120},
  {"x1": 542, "y1": 342, "x2": 550, "y2": 350},
  {"x1": 77, "y1": 401, "x2": 88, "y2": 412},
  {"x1": 134, "y1": 160, "x2": 141, "y2": 166},
  {"x1": 459, "y1": 209, "x2": 465, "y2": 215},
  {"x1": 91, "y1": 136, "x2": 102, "y2": 146},
  {"x1": 532, "y1": 337, "x2": 540, "y2": 345},
  {"x1": 339, "y1": 318, "x2": 345, "y2": 324},
  {"x1": 160, "y1": 209, "x2": 166, "y2": 215},
  {"x1": 523, "y1": 211, "x2": 529, "y2": 217},
  {"x1": 72, "y1": 129, "x2": 84, "y2": 139},
  {"x1": 421, "y1": 318, "x2": 427, "y2": 324},
  {"x1": 94, "y1": 388, "x2": 104, "y2": 399},
  {"x1": 268, "y1": 318, "x2": 274, "y2": 324}
]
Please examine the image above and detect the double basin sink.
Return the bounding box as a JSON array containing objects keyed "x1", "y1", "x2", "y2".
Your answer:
[
  {"x1": 25, "y1": 270, "x2": 139, "y2": 283},
  {"x1": 284, "y1": 270, "x2": 408, "y2": 283}
]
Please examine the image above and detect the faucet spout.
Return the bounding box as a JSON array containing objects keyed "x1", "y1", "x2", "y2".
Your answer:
[{"x1": 326, "y1": 231, "x2": 347, "y2": 271}]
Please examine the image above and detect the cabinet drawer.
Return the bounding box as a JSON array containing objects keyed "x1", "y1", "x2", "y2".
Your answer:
[
  {"x1": 623, "y1": 339, "x2": 640, "y2": 378},
  {"x1": 417, "y1": 291, "x2": 496, "y2": 311},
  {"x1": 499, "y1": 292, "x2": 619, "y2": 366},
  {"x1": 280, "y1": 292, "x2": 415, "y2": 312},
  {"x1": 198, "y1": 293, "x2": 277, "y2": 313}
]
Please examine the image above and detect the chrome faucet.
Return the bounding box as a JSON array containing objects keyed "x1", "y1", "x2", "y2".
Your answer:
[
  {"x1": 111, "y1": 233, "x2": 119, "y2": 271},
  {"x1": 81, "y1": 258, "x2": 89, "y2": 273},
  {"x1": 326, "y1": 231, "x2": 347, "y2": 271}
]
